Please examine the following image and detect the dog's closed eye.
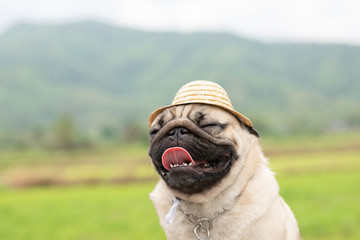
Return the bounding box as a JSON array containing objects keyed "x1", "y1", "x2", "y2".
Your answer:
[
  {"x1": 150, "y1": 128, "x2": 160, "y2": 136},
  {"x1": 201, "y1": 123, "x2": 219, "y2": 129},
  {"x1": 201, "y1": 123, "x2": 228, "y2": 130}
]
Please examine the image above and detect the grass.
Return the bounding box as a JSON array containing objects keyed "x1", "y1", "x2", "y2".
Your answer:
[
  {"x1": 272, "y1": 151, "x2": 360, "y2": 240},
  {"x1": 0, "y1": 132, "x2": 359, "y2": 239},
  {"x1": 279, "y1": 172, "x2": 360, "y2": 240},
  {"x1": 267, "y1": 139, "x2": 360, "y2": 240},
  {"x1": 0, "y1": 159, "x2": 359, "y2": 240},
  {"x1": 0, "y1": 184, "x2": 165, "y2": 240}
]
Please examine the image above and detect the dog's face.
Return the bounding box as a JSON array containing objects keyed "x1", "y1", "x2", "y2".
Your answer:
[{"x1": 148, "y1": 104, "x2": 252, "y2": 195}]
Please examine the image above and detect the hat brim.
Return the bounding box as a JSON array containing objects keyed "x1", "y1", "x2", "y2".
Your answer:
[{"x1": 148, "y1": 102, "x2": 253, "y2": 128}]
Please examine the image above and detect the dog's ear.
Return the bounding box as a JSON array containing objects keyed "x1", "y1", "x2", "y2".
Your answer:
[
  {"x1": 237, "y1": 119, "x2": 260, "y2": 138},
  {"x1": 247, "y1": 127, "x2": 260, "y2": 138}
]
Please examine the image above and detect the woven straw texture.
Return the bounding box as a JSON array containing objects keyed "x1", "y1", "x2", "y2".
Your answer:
[{"x1": 148, "y1": 80, "x2": 252, "y2": 127}]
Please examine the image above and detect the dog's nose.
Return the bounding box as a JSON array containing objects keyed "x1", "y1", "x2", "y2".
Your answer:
[{"x1": 168, "y1": 127, "x2": 189, "y2": 138}]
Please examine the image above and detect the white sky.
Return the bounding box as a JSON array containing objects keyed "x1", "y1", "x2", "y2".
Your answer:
[{"x1": 0, "y1": 0, "x2": 359, "y2": 44}]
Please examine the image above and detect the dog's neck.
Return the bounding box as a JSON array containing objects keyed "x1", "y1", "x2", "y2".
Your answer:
[
  {"x1": 174, "y1": 177, "x2": 244, "y2": 218},
  {"x1": 162, "y1": 180, "x2": 243, "y2": 240}
]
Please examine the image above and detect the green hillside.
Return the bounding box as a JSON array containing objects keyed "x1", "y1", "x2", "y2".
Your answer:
[{"x1": 0, "y1": 21, "x2": 359, "y2": 139}]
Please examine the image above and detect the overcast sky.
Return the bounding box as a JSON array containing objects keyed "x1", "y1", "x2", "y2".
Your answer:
[{"x1": 0, "y1": 0, "x2": 359, "y2": 44}]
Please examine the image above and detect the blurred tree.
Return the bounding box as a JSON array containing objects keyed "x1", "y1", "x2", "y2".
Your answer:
[
  {"x1": 53, "y1": 113, "x2": 75, "y2": 149},
  {"x1": 28, "y1": 127, "x2": 46, "y2": 146},
  {"x1": 101, "y1": 125, "x2": 121, "y2": 141},
  {"x1": 122, "y1": 120, "x2": 148, "y2": 143}
]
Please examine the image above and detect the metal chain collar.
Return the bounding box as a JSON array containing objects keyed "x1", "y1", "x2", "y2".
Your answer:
[{"x1": 178, "y1": 205, "x2": 227, "y2": 240}]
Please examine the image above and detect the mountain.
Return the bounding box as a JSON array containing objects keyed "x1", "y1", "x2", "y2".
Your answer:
[{"x1": 0, "y1": 21, "x2": 359, "y2": 138}]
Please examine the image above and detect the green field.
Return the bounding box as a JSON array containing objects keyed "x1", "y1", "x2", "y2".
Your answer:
[
  {"x1": 0, "y1": 184, "x2": 165, "y2": 240},
  {"x1": 0, "y1": 133, "x2": 359, "y2": 239}
]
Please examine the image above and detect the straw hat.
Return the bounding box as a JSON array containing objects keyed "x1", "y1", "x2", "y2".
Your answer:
[{"x1": 148, "y1": 80, "x2": 253, "y2": 128}]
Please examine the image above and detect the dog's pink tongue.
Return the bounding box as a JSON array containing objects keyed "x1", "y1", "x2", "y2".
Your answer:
[{"x1": 162, "y1": 147, "x2": 195, "y2": 170}]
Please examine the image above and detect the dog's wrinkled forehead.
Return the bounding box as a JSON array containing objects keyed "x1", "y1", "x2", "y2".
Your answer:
[{"x1": 151, "y1": 104, "x2": 241, "y2": 129}]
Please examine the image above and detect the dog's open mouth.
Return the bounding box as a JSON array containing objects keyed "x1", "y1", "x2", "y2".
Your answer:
[{"x1": 162, "y1": 147, "x2": 229, "y2": 173}]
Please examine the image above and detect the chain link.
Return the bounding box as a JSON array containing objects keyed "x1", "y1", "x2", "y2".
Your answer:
[
  {"x1": 178, "y1": 206, "x2": 226, "y2": 240},
  {"x1": 175, "y1": 194, "x2": 240, "y2": 240}
]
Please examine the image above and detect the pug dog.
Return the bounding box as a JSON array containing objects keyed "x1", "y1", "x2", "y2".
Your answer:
[{"x1": 148, "y1": 81, "x2": 301, "y2": 240}]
